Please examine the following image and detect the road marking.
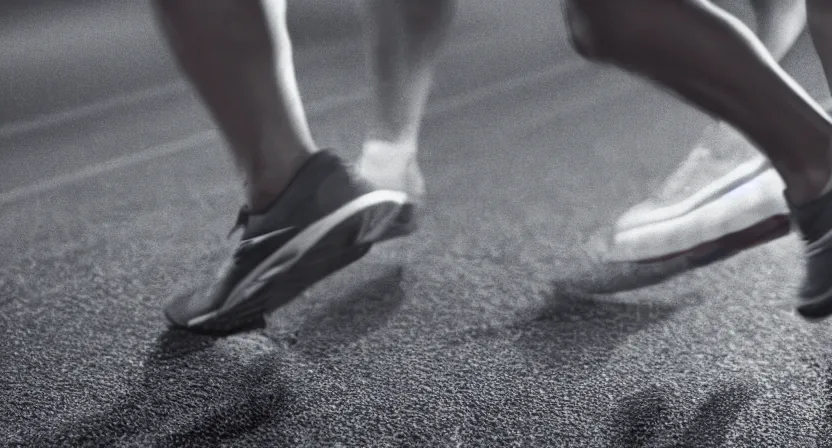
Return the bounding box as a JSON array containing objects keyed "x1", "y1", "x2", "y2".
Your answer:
[
  {"x1": 428, "y1": 58, "x2": 585, "y2": 115},
  {"x1": 0, "y1": 58, "x2": 592, "y2": 207},
  {"x1": 0, "y1": 81, "x2": 187, "y2": 139},
  {"x1": 0, "y1": 28, "x2": 486, "y2": 141},
  {"x1": 0, "y1": 130, "x2": 215, "y2": 205}
]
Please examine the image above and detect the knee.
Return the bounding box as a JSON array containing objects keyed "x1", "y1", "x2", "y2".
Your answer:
[{"x1": 564, "y1": 0, "x2": 657, "y2": 62}]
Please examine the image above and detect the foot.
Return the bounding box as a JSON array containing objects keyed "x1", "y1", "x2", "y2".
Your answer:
[
  {"x1": 597, "y1": 116, "x2": 794, "y2": 265},
  {"x1": 601, "y1": 102, "x2": 832, "y2": 266},
  {"x1": 355, "y1": 140, "x2": 425, "y2": 241},
  {"x1": 603, "y1": 150, "x2": 790, "y2": 264},
  {"x1": 164, "y1": 150, "x2": 406, "y2": 335},
  {"x1": 790, "y1": 182, "x2": 832, "y2": 321}
]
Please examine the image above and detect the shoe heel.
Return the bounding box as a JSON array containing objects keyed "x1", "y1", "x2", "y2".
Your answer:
[{"x1": 356, "y1": 201, "x2": 404, "y2": 244}]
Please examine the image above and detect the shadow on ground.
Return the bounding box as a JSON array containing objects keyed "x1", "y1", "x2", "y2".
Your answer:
[
  {"x1": 508, "y1": 290, "x2": 696, "y2": 372},
  {"x1": 273, "y1": 266, "x2": 407, "y2": 362},
  {"x1": 25, "y1": 268, "x2": 406, "y2": 447},
  {"x1": 26, "y1": 328, "x2": 291, "y2": 447},
  {"x1": 604, "y1": 382, "x2": 757, "y2": 447},
  {"x1": 25, "y1": 273, "x2": 716, "y2": 446}
]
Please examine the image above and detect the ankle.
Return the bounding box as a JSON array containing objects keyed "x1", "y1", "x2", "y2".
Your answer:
[
  {"x1": 246, "y1": 190, "x2": 280, "y2": 214},
  {"x1": 784, "y1": 166, "x2": 832, "y2": 206},
  {"x1": 246, "y1": 151, "x2": 313, "y2": 213},
  {"x1": 361, "y1": 138, "x2": 417, "y2": 157}
]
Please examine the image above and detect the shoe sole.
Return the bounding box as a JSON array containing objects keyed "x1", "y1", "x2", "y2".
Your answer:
[
  {"x1": 582, "y1": 214, "x2": 791, "y2": 295},
  {"x1": 632, "y1": 213, "x2": 791, "y2": 267},
  {"x1": 608, "y1": 165, "x2": 787, "y2": 261},
  {"x1": 180, "y1": 190, "x2": 406, "y2": 333},
  {"x1": 796, "y1": 297, "x2": 832, "y2": 322}
]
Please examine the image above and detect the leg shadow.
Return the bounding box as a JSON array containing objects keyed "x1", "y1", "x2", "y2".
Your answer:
[
  {"x1": 605, "y1": 381, "x2": 757, "y2": 448},
  {"x1": 678, "y1": 382, "x2": 757, "y2": 447},
  {"x1": 508, "y1": 289, "x2": 694, "y2": 372},
  {"x1": 279, "y1": 266, "x2": 407, "y2": 362},
  {"x1": 25, "y1": 328, "x2": 293, "y2": 447},
  {"x1": 606, "y1": 386, "x2": 670, "y2": 448}
]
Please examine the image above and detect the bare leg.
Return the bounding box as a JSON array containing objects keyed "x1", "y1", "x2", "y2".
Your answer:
[
  {"x1": 570, "y1": 0, "x2": 832, "y2": 317},
  {"x1": 153, "y1": 0, "x2": 316, "y2": 213},
  {"x1": 566, "y1": 0, "x2": 832, "y2": 206},
  {"x1": 752, "y1": 0, "x2": 807, "y2": 62},
  {"x1": 355, "y1": 0, "x2": 456, "y2": 200},
  {"x1": 807, "y1": 0, "x2": 832, "y2": 98},
  {"x1": 632, "y1": 0, "x2": 807, "y2": 208},
  {"x1": 701, "y1": 0, "x2": 807, "y2": 161},
  {"x1": 156, "y1": 0, "x2": 413, "y2": 335}
]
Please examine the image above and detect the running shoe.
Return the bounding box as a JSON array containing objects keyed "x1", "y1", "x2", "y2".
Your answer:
[
  {"x1": 604, "y1": 154, "x2": 790, "y2": 265},
  {"x1": 582, "y1": 125, "x2": 791, "y2": 294},
  {"x1": 790, "y1": 187, "x2": 832, "y2": 320},
  {"x1": 164, "y1": 149, "x2": 407, "y2": 334},
  {"x1": 600, "y1": 102, "x2": 832, "y2": 266}
]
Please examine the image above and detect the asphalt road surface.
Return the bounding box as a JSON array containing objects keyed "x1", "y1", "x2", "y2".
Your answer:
[{"x1": 4, "y1": 1, "x2": 832, "y2": 447}]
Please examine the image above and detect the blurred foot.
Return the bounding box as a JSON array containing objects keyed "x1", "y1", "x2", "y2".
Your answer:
[
  {"x1": 600, "y1": 101, "x2": 832, "y2": 268},
  {"x1": 585, "y1": 117, "x2": 797, "y2": 296},
  {"x1": 605, "y1": 150, "x2": 789, "y2": 264},
  {"x1": 356, "y1": 140, "x2": 425, "y2": 241}
]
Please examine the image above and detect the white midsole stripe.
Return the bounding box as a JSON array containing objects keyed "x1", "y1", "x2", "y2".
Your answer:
[
  {"x1": 186, "y1": 189, "x2": 406, "y2": 327},
  {"x1": 616, "y1": 157, "x2": 772, "y2": 231},
  {"x1": 607, "y1": 168, "x2": 788, "y2": 261}
]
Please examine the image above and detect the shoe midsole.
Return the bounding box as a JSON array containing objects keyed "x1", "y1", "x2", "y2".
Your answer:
[
  {"x1": 186, "y1": 189, "x2": 406, "y2": 327},
  {"x1": 617, "y1": 157, "x2": 772, "y2": 231},
  {"x1": 608, "y1": 168, "x2": 788, "y2": 260}
]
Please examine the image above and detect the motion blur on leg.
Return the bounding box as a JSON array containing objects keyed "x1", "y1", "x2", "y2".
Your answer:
[
  {"x1": 601, "y1": 0, "x2": 809, "y2": 265},
  {"x1": 154, "y1": 0, "x2": 407, "y2": 335},
  {"x1": 355, "y1": 0, "x2": 456, "y2": 239},
  {"x1": 566, "y1": 0, "x2": 832, "y2": 319}
]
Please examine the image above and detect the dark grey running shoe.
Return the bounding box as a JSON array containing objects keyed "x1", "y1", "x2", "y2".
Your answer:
[
  {"x1": 164, "y1": 150, "x2": 407, "y2": 334},
  {"x1": 789, "y1": 187, "x2": 832, "y2": 320}
]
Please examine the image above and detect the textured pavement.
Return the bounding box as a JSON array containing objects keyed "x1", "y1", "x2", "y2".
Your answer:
[{"x1": 4, "y1": 1, "x2": 832, "y2": 447}]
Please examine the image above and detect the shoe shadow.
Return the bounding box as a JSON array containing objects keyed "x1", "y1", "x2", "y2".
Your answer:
[
  {"x1": 605, "y1": 382, "x2": 757, "y2": 448},
  {"x1": 280, "y1": 266, "x2": 407, "y2": 361},
  {"x1": 506, "y1": 289, "x2": 693, "y2": 372},
  {"x1": 431, "y1": 288, "x2": 691, "y2": 439},
  {"x1": 560, "y1": 257, "x2": 695, "y2": 295},
  {"x1": 27, "y1": 269, "x2": 407, "y2": 446},
  {"x1": 27, "y1": 328, "x2": 293, "y2": 447}
]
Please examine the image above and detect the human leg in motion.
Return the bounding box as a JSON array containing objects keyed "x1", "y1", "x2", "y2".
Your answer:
[
  {"x1": 355, "y1": 0, "x2": 456, "y2": 239},
  {"x1": 155, "y1": 0, "x2": 406, "y2": 334},
  {"x1": 567, "y1": 0, "x2": 832, "y2": 319},
  {"x1": 600, "y1": 0, "x2": 810, "y2": 266}
]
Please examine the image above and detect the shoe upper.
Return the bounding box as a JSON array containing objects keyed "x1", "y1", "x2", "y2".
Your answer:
[{"x1": 165, "y1": 150, "x2": 370, "y2": 326}]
